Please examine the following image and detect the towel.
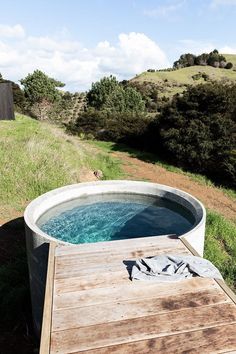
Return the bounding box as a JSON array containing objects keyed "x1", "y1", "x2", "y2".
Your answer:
[{"x1": 131, "y1": 254, "x2": 223, "y2": 282}]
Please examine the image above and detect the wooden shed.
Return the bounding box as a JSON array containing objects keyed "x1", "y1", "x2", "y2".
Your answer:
[{"x1": 0, "y1": 82, "x2": 15, "y2": 120}]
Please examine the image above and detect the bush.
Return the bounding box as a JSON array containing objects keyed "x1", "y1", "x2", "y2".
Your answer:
[
  {"x1": 192, "y1": 73, "x2": 202, "y2": 81},
  {"x1": 225, "y1": 62, "x2": 233, "y2": 70},
  {"x1": 156, "y1": 82, "x2": 236, "y2": 187},
  {"x1": 68, "y1": 109, "x2": 151, "y2": 147}
]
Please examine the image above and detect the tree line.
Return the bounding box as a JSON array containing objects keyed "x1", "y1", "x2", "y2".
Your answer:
[{"x1": 173, "y1": 49, "x2": 233, "y2": 69}]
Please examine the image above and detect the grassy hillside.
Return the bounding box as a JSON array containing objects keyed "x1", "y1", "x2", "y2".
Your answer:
[
  {"x1": 0, "y1": 113, "x2": 123, "y2": 353},
  {"x1": 0, "y1": 114, "x2": 122, "y2": 222},
  {"x1": 131, "y1": 54, "x2": 236, "y2": 98}
]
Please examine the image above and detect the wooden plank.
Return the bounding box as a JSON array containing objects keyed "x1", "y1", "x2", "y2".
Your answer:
[
  {"x1": 72, "y1": 323, "x2": 236, "y2": 354},
  {"x1": 55, "y1": 235, "x2": 180, "y2": 257},
  {"x1": 55, "y1": 243, "x2": 189, "y2": 268},
  {"x1": 180, "y1": 236, "x2": 236, "y2": 305},
  {"x1": 54, "y1": 246, "x2": 190, "y2": 279},
  {"x1": 50, "y1": 303, "x2": 236, "y2": 353},
  {"x1": 180, "y1": 236, "x2": 201, "y2": 257},
  {"x1": 216, "y1": 279, "x2": 236, "y2": 305},
  {"x1": 52, "y1": 288, "x2": 230, "y2": 331},
  {"x1": 39, "y1": 242, "x2": 56, "y2": 354},
  {"x1": 55, "y1": 260, "x2": 129, "y2": 280},
  {"x1": 54, "y1": 270, "x2": 129, "y2": 294},
  {"x1": 53, "y1": 277, "x2": 219, "y2": 310}
]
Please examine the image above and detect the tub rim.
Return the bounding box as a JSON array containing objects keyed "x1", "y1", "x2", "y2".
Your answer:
[{"x1": 24, "y1": 180, "x2": 206, "y2": 246}]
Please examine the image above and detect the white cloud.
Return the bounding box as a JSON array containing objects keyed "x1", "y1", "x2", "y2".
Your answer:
[
  {"x1": 0, "y1": 24, "x2": 25, "y2": 38},
  {"x1": 144, "y1": 1, "x2": 186, "y2": 18},
  {"x1": 0, "y1": 26, "x2": 169, "y2": 91}
]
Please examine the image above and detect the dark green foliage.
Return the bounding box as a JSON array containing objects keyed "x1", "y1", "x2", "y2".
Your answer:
[
  {"x1": 20, "y1": 69, "x2": 65, "y2": 104},
  {"x1": 192, "y1": 73, "x2": 202, "y2": 81},
  {"x1": 157, "y1": 82, "x2": 236, "y2": 186},
  {"x1": 128, "y1": 81, "x2": 160, "y2": 112},
  {"x1": 69, "y1": 108, "x2": 150, "y2": 146},
  {"x1": 192, "y1": 72, "x2": 210, "y2": 81},
  {"x1": 173, "y1": 53, "x2": 196, "y2": 68},
  {"x1": 87, "y1": 76, "x2": 145, "y2": 113},
  {"x1": 20, "y1": 70, "x2": 73, "y2": 121},
  {"x1": 69, "y1": 109, "x2": 105, "y2": 136},
  {"x1": 12, "y1": 82, "x2": 26, "y2": 113},
  {"x1": 225, "y1": 62, "x2": 233, "y2": 69},
  {"x1": 87, "y1": 76, "x2": 120, "y2": 110},
  {"x1": 173, "y1": 50, "x2": 231, "y2": 70},
  {"x1": 202, "y1": 72, "x2": 210, "y2": 81}
]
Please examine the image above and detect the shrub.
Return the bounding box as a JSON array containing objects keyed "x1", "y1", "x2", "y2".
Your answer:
[
  {"x1": 192, "y1": 73, "x2": 202, "y2": 81},
  {"x1": 156, "y1": 82, "x2": 236, "y2": 187},
  {"x1": 225, "y1": 62, "x2": 233, "y2": 70},
  {"x1": 68, "y1": 109, "x2": 151, "y2": 147}
]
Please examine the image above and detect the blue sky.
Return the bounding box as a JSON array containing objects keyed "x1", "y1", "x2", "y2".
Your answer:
[{"x1": 0, "y1": 0, "x2": 236, "y2": 91}]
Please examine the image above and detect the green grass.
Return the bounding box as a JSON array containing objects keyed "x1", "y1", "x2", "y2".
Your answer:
[
  {"x1": 132, "y1": 55, "x2": 236, "y2": 98},
  {"x1": 0, "y1": 114, "x2": 124, "y2": 351},
  {"x1": 134, "y1": 65, "x2": 236, "y2": 85},
  {"x1": 0, "y1": 114, "x2": 123, "y2": 218},
  {"x1": 205, "y1": 210, "x2": 236, "y2": 289}
]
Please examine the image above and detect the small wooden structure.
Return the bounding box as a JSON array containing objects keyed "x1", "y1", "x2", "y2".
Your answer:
[
  {"x1": 40, "y1": 236, "x2": 236, "y2": 353},
  {"x1": 0, "y1": 82, "x2": 15, "y2": 120}
]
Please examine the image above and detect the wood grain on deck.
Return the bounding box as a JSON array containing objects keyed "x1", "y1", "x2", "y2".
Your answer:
[{"x1": 42, "y1": 236, "x2": 236, "y2": 354}]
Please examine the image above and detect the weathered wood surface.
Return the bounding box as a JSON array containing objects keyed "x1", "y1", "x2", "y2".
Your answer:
[
  {"x1": 0, "y1": 82, "x2": 15, "y2": 120},
  {"x1": 39, "y1": 242, "x2": 56, "y2": 354},
  {"x1": 42, "y1": 236, "x2": 236, "y2": 353},
  {"x1": 66, "y1": 324, "x2": 236, "y2": 354}
]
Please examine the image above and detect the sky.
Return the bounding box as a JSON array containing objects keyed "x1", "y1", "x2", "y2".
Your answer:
[{"x1": 0, "y1": 0, "x2": 236, "y2": 91}]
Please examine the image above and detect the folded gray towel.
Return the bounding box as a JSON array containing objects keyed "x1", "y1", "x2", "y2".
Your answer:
[{"x1": 131, "y1": 254, "x2": 223, "y2": 282}]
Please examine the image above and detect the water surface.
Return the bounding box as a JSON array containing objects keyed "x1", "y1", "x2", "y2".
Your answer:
[{"x1": 37, "y1": 193, "x2": 195, "y2": 244}]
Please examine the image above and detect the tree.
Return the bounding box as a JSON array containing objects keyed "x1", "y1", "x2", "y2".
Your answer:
[
  {"x1": 173, "y1": 53, "x2": 196, "y2": 68},
  {"x1": 124, "y1": 86, "x2": 145, "y2": 112},
  {"x1": 87, "y1": 76, "x2": 145, "y2": 113},
  {"x1": 195, "y1": 53, "x2": 209, "y2": 66},
  {"x1": 87, "y1": 75, "x2": 119, "y2": 110},
  {"x1": 20, "y1": 70, "x2": 65, "y2": 104}
]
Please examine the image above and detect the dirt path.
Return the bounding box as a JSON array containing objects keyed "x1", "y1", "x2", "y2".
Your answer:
[{"x1": 112, "y1": 151, "x2": 236, "y2": 222}]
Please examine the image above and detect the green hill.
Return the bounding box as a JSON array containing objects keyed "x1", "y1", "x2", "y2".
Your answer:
[
  {"x1": 0, "y1": 114, "x2": 122, "y2": 222},
  {"x1": 224, "y1": 54, "x2": 236, "y2": 67},
  {"x1": 131, "y1": 54, "x2": 236, "y2": 98}
]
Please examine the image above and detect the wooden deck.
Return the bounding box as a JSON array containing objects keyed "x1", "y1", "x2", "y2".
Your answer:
[{"x1": 40, "y1": 235, "x2": 236, "y2": 354}]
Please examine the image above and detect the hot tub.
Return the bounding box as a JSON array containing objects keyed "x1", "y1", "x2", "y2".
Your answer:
[{"x1": 24, "y1": 180, "x2": 206, "y2": 335}]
